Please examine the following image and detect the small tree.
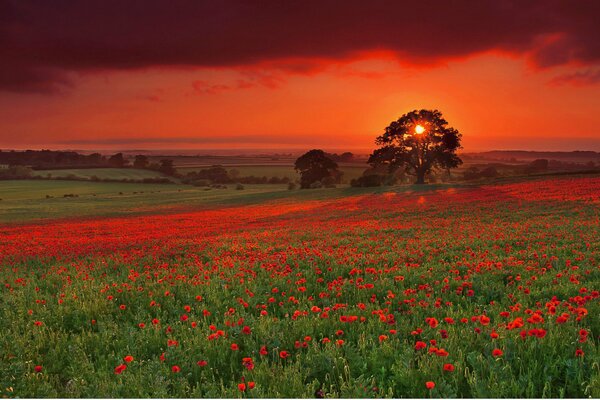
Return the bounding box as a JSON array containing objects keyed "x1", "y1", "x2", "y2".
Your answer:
[
  {"x1": 159, "y1": 159, "x2": 176, "y2": 176},
  {"x1": 294, "y1": 149, "x2": 341, "y2": 189},
  {"x1": 108, "y1": 153, "x2": 128, "y2": 168},
  {"x1": 133, "y1": 155, "x2": 149, "y2": 169},
  {"x1": 369, "y1": 109, "x2": 462, "y2": 184}
]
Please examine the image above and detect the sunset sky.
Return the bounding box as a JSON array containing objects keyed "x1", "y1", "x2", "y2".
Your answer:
[{"x1": 1, "y1": 0, "x2": 600, "y2": 152}]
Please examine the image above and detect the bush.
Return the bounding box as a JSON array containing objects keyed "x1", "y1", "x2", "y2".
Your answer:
[
  {"x1": 309, "y1": 180, "x2": 323, "y2": 189},
  {"x1": 351, "y1": 174, "x2": 385, "y2": 187},
  {"x1": 235, "y1": 183, "x2": 245, "y2": 190}
]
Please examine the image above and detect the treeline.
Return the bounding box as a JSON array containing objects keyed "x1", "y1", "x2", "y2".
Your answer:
[
  {"x1": 0, "y1": 166, "x2": 173, "y2": 184},
  {"x1": 181, "y1": 166, "x2": 292, "y2": 186},
  {"x1": 0, "y1": 150, "x2": 130, "y2": 169}
]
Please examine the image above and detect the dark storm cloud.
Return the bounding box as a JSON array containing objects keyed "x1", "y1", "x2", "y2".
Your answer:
[{"x1": 1, "y1": 0, "x2": 599, "y2": 93}]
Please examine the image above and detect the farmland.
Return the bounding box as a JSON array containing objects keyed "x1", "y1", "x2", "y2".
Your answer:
[
  {"x1": 0, "y1": 175, "x2": 598, "y2": 397},
  {"x1": 0, "y1": 180, "x2": 292, "y2": 223},
  {"x1": 31, "y1": 168, "x2": 169, "y2": 181}
]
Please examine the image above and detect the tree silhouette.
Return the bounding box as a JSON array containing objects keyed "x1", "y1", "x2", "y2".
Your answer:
[
  {"x1": 133, "y1": 155, "x2": 149, "y2": 169},
  {"x1": 108, "y1": 153, "x2": 128, "y2": 168},
  {"x1": 159, "y1": 159, "x2": 176, "y2": 176},
  {"x1": 294, "y1": 149, "x2": 340, "y2": 188},
  {"x1": 369, "y1": 109, "x2": 462, "y2": 184}
]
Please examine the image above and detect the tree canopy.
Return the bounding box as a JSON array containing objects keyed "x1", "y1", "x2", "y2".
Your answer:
[
  {"x1": 294, "y1": 149, "x2": 341, "y2": 188},
  {"x1": 368, "y1": 109, "x2": 462, "y2": 184}
]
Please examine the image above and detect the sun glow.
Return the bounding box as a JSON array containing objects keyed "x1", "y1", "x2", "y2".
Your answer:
[{"x1": 415, "y1": 124, "x2": 425, "y2": 134}]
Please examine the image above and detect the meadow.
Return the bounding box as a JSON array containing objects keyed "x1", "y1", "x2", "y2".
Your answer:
[
  {"x1": 31, "y1": 168, "x2": 168, "y2": 181},
  {"x1": 0, "y1": 175, "x2": 598, "y2": 397}
]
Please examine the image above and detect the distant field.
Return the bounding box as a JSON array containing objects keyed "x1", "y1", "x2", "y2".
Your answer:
[
  {"x1": 0, "y1": 180, "x2": 291, "y2": 223},
  {"x1": 32, "y1": 168, "x2": 169, "y2": 180}
]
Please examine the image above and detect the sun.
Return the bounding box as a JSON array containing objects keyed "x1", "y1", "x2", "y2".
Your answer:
[{"x1": 415, "y1": 124, "x2": 425, "y2": 134}]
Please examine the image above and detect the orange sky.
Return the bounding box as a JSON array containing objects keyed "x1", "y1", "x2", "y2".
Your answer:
[{"x1": 1, "y1": 1, "x2": 600, "y2": 152}]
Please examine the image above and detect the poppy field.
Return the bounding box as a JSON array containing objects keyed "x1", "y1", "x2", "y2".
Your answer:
[{"x1": 0, "y1": 175, "x2": 599, "y2": 398}]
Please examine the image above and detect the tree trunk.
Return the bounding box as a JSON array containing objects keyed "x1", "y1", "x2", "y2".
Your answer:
[{"x1": 415, "y1": 169, "x2": 426, "y2": 184}]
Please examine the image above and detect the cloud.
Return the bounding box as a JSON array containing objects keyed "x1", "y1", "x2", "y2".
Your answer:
[
  {"x1": 549, "y1": 69, "x2": 600, "y2": 86},
  {"x1": 2, "y1": 0, "x2": 600, "y2": 93},
  {"x1": 191, "y1": 70, "x2": 284, "y2": 95}
]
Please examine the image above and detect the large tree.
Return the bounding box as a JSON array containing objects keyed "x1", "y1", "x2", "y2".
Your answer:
[
  {"x1": 369, "y1": 109, "x2": 462, "y2": 184},
  {"x1": 294, "y1": 149, "x2": 340, "y2": 188}
]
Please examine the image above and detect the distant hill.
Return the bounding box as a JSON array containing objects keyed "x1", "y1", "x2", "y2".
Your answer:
[{"x1": 462, "y1": 150, "x2": 600, "y2": 164}]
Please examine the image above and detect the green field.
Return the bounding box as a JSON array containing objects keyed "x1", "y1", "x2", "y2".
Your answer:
[
  {"x1": 0, "y1": 180, "x2": 293, "y2": 223},
  {"x1": 32, "y1": 168, "x2": 170, "y2": 180},
  {"x1": 0, "y1": 178, "x2": 460, "y2": 224}
]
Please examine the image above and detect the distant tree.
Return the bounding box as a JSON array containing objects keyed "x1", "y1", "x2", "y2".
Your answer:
[
  {"x1": 108, "y1": 153, "x2": 128, "y2": 168},
  {"x1": 133, "y1": 155, "x2": 149, "y2": 169},
  {"x1": 339, "y1": 152, "x2": 354, "y2": 162},
  {"x1": 369, "y1": 109, "x2": 462, "y2": 184},
  {"x1": 159, "y1": 159, "x2": 176, "y2": 176},
  {"x1": 294, "y1": 149, "x2": 341, "y2": 189},
  {"x1": 198, "y1": 165, "x2": 233, "y2": 183},
  {"x1": 525, "y1": 159, "x2": 549, "y2": 174},
  {"x1": 87, "y1": 153, "x2": 104, "y2": 164}
]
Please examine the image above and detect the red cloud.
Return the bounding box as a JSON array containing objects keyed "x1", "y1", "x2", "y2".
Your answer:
[
  {"x1": 550, "y1": 69, "x2": 600, "y2": 86},
  {"x1": 1, "y1": 0, "x2": 600, "y2": 93}
]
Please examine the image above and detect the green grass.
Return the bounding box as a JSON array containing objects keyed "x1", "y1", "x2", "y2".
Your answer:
[
  {"x1": 32, "y1": 168, "x2": 169, "y2": 180},
  {"x1": 0, "y1": 180, "x2": 290, "y2": 223},
  {"x1": 0, "y1": 177, "x2": 463, "y2": 224}
]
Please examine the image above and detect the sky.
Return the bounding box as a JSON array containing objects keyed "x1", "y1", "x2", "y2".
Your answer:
[{"x1": 1, "y1": 0, "x2": 600, "y2": 152}]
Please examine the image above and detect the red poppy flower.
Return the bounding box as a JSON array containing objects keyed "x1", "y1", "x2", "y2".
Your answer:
[
  {"x1": 123, "y1": 355, "x2": 134, "y2": 363},
  {"x1": 443, "y1": 363, "x2": 455, "y2": 372},
  {"x1": 238, "y1": 383, "x2": 246, "y2": 391},
  {"x1": 425, "y1": 381, "x2": 435, "y2": 389},
  {"x1": 415, "y1": 341, "x2": 427, "y2": 350},
  {"x1": 492, "y1": 348, "x2": 503, "y2": 357},
  {"x1": 197, "y1": 360, "x2": 208, "y2": 367},
  {"x1": 231, "y1": 343, "x2": 239, "y2": 351},
  {"x1": 575, "y1": 349, "x2": 584, "y2": 357},
  {"x1": 34, "y1": 365, "x2": 43, "y2": 373},
  {"x1": 171, "y1": 365, "x2": 180, "y2": 373},
  {"x1": 279, "y1": 350, "x2": 290, "y2": 359},
  {"x1": 259, "y1": 345, "x2": 268, "y2": 355},
  {"x1": 426, "y1": 318, "x2": 438, "y2": 328},
  {"x1": 114, "y1": 364, "x2": 127, "y2": 374},
  {"x1": 248, "y1": 382, "x2": 255, "y2": 390}
]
